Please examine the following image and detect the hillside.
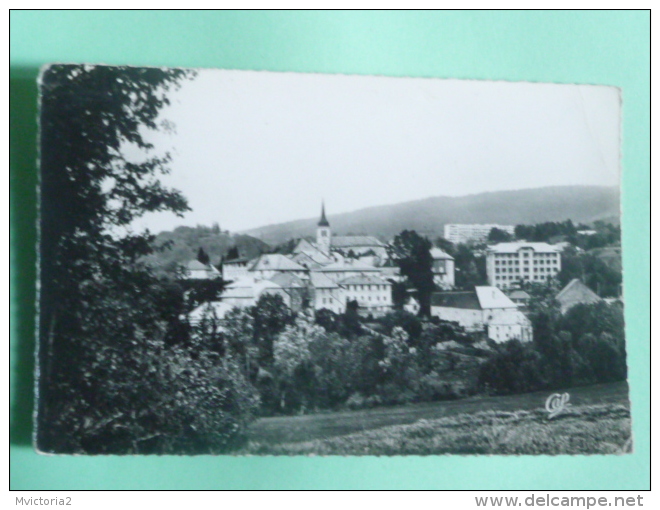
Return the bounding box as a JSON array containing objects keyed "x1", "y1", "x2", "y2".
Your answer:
[
  {"x1": 243, "y1": 186, "x2": 620, "y2": 245},
  {"x1": 144, "y1": 225, "x2": 270, "y2": 273}
]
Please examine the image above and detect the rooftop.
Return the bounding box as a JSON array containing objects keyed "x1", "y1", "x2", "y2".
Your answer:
[
  {"x1": 269, "y1": 273, "x2": 306, "y2": 289},
  {"x1": 430, "y1": 247, "x2": 454, "y2": 260},
  {"x1": 556, "y1": 279, "x2": 602, "y2": 310},
  {"x1": 431, "y1": 291, "x2": 481, "y2": 310},
  {"x1": 432, "y1": 286, "x2": 517, "y2": 310},
  {"x1": 487, "y1": 242, "x2": 561, "y2": 254},
  {"x1": 249, "y1": 254, "x2": 306, "y2": 272},
  {"x1": 314, "y1": 261, "x2": 380, "y2": 272},
  {"x1": 339, "y1": 274, "x2": 391, "y2": 286},
  {"x1": 474, "y1": 286, "x2": 518, "y2": 309}
]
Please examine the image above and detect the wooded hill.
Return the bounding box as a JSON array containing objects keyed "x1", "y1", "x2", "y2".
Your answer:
[{"x1": 243, "y1": 186, "x2": 620, "y2": 246}]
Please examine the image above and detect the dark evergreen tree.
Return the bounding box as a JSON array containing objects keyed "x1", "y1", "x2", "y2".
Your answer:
[
  {"x1": 387, "y1": 230, "x2": 435, "y2": 315},
  {"x1": 196, "y1": 246, "x2": 210, "y2": 265}
]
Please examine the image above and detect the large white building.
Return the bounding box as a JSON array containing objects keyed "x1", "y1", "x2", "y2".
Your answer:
[
  {"x1": 486, "y1": 242, "x2": 562, "y2": 289},
  {"x1": 431, "y1": 286, "x2": 532, "y2": 342},
  {"x1": 444, "y1": 223, "x2": 515, "y2": 244}
]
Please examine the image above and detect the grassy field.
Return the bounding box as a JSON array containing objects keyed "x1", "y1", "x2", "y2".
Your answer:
[{"x1": 243, "y1": 382, "x2": 631, "y2": 455}]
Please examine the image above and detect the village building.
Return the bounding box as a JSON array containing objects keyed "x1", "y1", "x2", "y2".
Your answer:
[
  {"x1": 431, "y1": 286, "x2": 532, "y2": 342},
  {"x1": 221, "y1": 256, "x2": 251, "y2": 281},
  {"x1": 299, "y1": 203, "x2": 388, "y2": 260},
  {"x1": 313, "y1": 260, "x2": 383, "y2": 283},
  {"x1": 403, "y1": 296, "x2": 421, "y2": 315},
  {"x1": 507, "y1": 289, "x2": 531, "y2": 307},
  {"x1": 220, "y1": 275, "x2": 290, "y2": 309},
  {"x1": 182, "y1": 259, "x2": 222, "y2": 280},
  {"x1": 486, "y1": 242, "x2": 562, "y2": 289},
  {"x1": 340, "y1": 274, "x2": 393, "y2": 316},
  {"x1": 310, "y1": 271, "x2": 345, "y2": 315},
  {"x1": 555, "y1": 278, "x2": 602, "y2": 314},
  {"x1": 269, "y1": 273, "x2": 309, "y2": 312},
  {"x1": 248, "y1": 253, "x2": 308, "y2": 280},
  {"x1": 430, "y1": 247, "x2": 455, "y2": 288}
]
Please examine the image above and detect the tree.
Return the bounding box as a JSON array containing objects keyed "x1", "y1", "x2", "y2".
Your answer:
[
  {"x1": 435, "y1": 237, "x2": 456, "y2": 257},
  {"x1": 487, "y1": 227, "x2": 513, "y2": 243},
  {"x1": 196, "y1": 246, "x2": 210, "y2": 265},
  {"x1": 387, "y1": 230, "x2": 435, "y2": 315},
  {"x1": 36, "y1": 65, "x2": 262, "y2": 453},
  {"x1": 453, "y1": 243, "x2": 488, "y2": 289},
  {"x1": 250, "y1": 293, "x2": 294, "y2": 365}
]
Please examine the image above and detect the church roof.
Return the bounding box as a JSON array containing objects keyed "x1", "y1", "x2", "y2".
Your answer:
[{"x1": 318, "y1": 202, "x2": 330, "y2": 227}]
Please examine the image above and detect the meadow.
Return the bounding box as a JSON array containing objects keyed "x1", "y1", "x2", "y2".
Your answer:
[{"x1": 243, "y1": 382, "x2": 631, "y2": 455}]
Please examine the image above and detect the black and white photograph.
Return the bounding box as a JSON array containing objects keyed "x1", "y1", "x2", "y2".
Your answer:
[{"x1": 36, "y1": 65, "x2": 629, "y2": 455}]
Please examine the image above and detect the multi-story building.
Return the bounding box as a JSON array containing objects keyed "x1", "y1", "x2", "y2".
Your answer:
[
  {"x1": 486, "y1": 242, "x2": 562, "y2": 289},
  {"x1": 339, "y1": 274, "x2": 393, "y2": 316},
  {"x1": 444, "y1": 223, "x2": 515, "y2": 244}
]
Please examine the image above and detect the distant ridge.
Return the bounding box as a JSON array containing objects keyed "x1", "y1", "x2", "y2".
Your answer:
[{"x1": 243, "y1": 186, "x2": 620, "y2": 245}]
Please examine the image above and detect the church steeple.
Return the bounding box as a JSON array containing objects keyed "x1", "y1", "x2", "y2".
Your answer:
[
  {"x1": 316, "y1": 201, "x2": 331, "y2": 255},
  {"x1": 318, "y1": 201, "x2": 330, "y2": 227}
]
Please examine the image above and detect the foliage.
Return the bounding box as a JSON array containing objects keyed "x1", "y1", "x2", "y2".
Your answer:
[
  {"x1": 37, "y1": 64, "x2": 259, "y2": 454},
  {"x1": 387, "y1": 230, "x2": 435, "y2": 315},
  {"x1": 250, "y1": 293, "x2": 295, "y2": 364},
  {"x1": 514, "y1": 220, "x2": 577, "y2": 242},
  {"x1": 434, "y1": 237, "x2": 456, "y2": 257},
  {"x1": 196, "y1": 246, "x2": 210, "y2": 265},
  {"x1": 557, "y1": 247, "x2": 622, "y2": 297},
  {"x1": 452, "y1": 243, "x2": 488, "y2": 289},
  {"x1": 390, "y1": 281, "x2": 408, "y2": 310},
  {"x1": 478, "y1": 301, "x2": 627, "y2": 395},
  {"x1": 144, "y1": 226, "x2": 268, "y2": 274},
  {"x1": 488, "y1": 227, "x2": 513, "y2": 242}
]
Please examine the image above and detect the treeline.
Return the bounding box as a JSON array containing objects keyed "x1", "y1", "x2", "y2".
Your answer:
[
  {"x1": 479, "y1": 296, "x2": 626, "y2": 394},
  {"x1": 193, "y1": 299, "x2": 486, "y2": 416},
  {"x1": 514, "y1": 220, "x2": 620, "y2": 250}
]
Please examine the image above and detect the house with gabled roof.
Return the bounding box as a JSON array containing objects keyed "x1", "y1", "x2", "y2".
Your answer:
[
  {"x1": 182, "y1": 259, "x2": 221, "y2": 280},
  {"x1": 430, "y1": 247, "x2": 455, "y2": 288},
  {"x1": 431, "y1": 286, "x2": 532, "y2": 342},
  {"x1": 310, "y1": 271, "x2": 345, "y2": 314},
  {"x1": 248, "y1": 254, "x2": 308, "y2": 280},
  {"x1": 556, "y1": 278, "x2": 602, "y2": 314}
]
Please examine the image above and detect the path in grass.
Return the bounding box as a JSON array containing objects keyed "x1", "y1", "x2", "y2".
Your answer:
[{"x1": 247, "y1": 381, "x2": 629, "y2": 445}]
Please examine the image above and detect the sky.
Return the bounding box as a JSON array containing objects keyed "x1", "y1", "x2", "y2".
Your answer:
[{"x1": 129, "y1": 69, "x2": 621, "y2": 234}]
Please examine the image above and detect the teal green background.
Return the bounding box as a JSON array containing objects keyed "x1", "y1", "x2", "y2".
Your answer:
[{"x1": 10, "y1": 11, "x2": 650, "y2": 489}]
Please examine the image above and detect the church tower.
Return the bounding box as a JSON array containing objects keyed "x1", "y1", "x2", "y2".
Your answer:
[{"x1": 316, "y1": 201, "x2": 331, "y2": 255}]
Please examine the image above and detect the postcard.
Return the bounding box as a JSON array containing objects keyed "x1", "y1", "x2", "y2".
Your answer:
[{"x1": 35, "y1": 65, "x2": 629, "y2": 455}]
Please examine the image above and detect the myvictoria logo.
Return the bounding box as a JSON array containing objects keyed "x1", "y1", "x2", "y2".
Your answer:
[{"x1": 545, "y1": 392, "x2": 571, "y2": 419}]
